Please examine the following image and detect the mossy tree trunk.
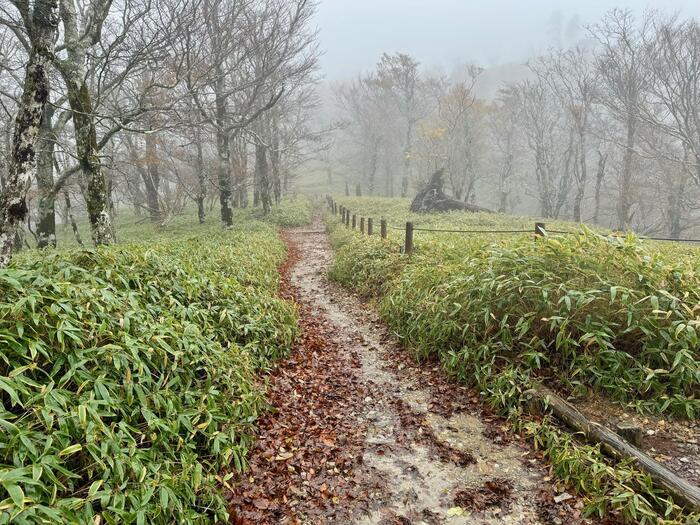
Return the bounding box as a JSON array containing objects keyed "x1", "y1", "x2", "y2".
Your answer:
[
  {"x1": 55, "y1": 0, "x2": 115, "y2": 246},
  {"x1": 36, "y1": 105, "x2": 56, "y2": 248},
  {"x1": 65, "y1": 80, "x2": 114, "y2": 245},
  {"x1": 0, "y1": 0, "x2": 59, "y2": 267}
]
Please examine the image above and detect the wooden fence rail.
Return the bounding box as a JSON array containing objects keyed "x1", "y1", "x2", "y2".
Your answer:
[{"x1": 326, "y1": 196, "x2": 551, "y2": 255}]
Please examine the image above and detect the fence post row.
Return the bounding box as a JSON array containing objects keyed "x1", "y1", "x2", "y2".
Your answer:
[
  {"x1": 330, "y1": 201, "x2": 548, "y2": 253},
  {"x1": 404, "y1": 222, "x2": 414, "y2": 255}
]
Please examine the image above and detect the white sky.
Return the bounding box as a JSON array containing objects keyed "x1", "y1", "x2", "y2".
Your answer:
[{"x1": 315, "y1": 0, "x2": 700, "y2": 79}]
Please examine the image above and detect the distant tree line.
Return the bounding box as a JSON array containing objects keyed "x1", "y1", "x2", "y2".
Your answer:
[
  {"x1": 0, "y1": 0, "x2": 320, "y2": 265},
  {"x1": 330, "y1": 10, "x2": 700, "y2": 237}
]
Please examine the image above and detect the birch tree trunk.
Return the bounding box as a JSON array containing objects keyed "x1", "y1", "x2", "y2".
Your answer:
[{"x1": 0, "y1": 0, "x2": 59, "y2": 267}]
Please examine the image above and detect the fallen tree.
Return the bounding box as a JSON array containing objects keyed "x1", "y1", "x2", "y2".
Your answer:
[
  {"x1": 525, "y1": 385, "x2": 700, "y2": 513},
  {"x1": 410, "y1": 169, "x2": 492, "y2": 214}
]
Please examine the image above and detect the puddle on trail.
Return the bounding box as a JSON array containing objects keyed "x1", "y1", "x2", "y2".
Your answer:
[{"x1": 287, "y1": 222, "x2": 557, "y2": 524}]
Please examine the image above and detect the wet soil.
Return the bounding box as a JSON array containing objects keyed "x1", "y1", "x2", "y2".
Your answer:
[{"x1": 228, "y1": 219, "x2": 595, "y2": 524}]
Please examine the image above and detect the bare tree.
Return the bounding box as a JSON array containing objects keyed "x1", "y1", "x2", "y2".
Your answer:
[
  {"x1": 534, "y1": 46, "x2": 598, "y2": 222},
  {"x1": 488, "y1": 86, "x2": 521, "y2": 213},
  {"x1": 643, "y1": 16, "x2": 700, "y2": 192},
  {"x1": 373, "y1": 53, "x2": 437, "y2": 197},
  {"x1": 0, "y1": 0, "x2": 58, "y2": 267},
  {"x1": 592, "y1": 9, "x2": 651, "y2": 230},
  {"x1": 515, "y1": 79, "x2": 571, "y2": 219}
]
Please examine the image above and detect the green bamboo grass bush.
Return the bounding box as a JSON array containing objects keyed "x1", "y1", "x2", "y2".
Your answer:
[
  {"x1": 0, "y1": 223, "x2": 296, "y2": 523},
  {"x1": 379, "y1": 231, "x2": 700, "y2": 418}
]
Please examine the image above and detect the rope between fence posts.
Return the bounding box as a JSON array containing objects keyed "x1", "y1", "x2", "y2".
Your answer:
[
  {"x1": 388, "y1": 226, "x2": 577, "y2": 235},
  {"x1": 343, "y1": 214, "x2": 700, "y2": 243},
  {"x1": 413, "y1": 228, "x2": 533, "y2": 234}
]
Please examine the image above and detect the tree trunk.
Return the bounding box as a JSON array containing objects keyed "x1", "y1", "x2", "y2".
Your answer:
[
  {"x1": 617, "y1": 118, "x2": 636, "y2": 230},
  {"x1": 0, "y1": 0, "x2": 58, "y2": 267},
  {"x1": 255, "y1": 144, "x2": 272, "y2": 214},
  {"x1": 253, "y1": 164, "x2": 260, "y2": 208},
  {"x1": 593, "y1": 150, "x2": 607, "y2": 224},
  {"x1": 64, "y1": 191, "x2": 84, "y2": 247},
  {"x1": 232, "y1": 137, "x2": 248, "y2": 209},
  {"x1": 270, "y1": 114, "x2": 282, "y2": 204},
  {"x1": 143, "y1": 131, "x2": 161, "y2": 223},
  {"x1": 283, "y1": 168, "x2": 289, "y2": 196},
  {"x1": 368, "y1": 141, "x2": 378, "y2": 196},
  {"x1": 65, "y1": 81, "x2": 114, "y2": 245},
  {"x1": 498, "y1": 160, "x2": 512, "y2": 213},
  {"x1": 572, "y1": 187, "x2": 584, "y2": 223},
  {"x1": 270, "y1": 145, "x2": 282, "y2": 205},
  {"x1": 215, "y1": 96, "x2": 233, "y2": 227},
  {"x1": 36, "y1": 106, "x2": 56, "y2": 248},
  {"x1": 401, "y1": 125, "x2": 412, "y2": 197},
  {"x1": 195, "y1": 128, "x2": 206, "y2": 224}
]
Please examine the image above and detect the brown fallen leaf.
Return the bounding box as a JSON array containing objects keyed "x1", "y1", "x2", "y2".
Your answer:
[{"x1": 253, "y1": 498, "x2": 270, "y2": 510}]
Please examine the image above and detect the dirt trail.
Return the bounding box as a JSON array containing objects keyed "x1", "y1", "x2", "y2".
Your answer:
[{"x1": 229, "y1": 219, "x2": 591, "y2": 524}]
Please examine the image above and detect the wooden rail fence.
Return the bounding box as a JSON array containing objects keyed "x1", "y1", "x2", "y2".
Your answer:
[{"x1": 326, "y1": 196, "x2": 552, "y2": 254}]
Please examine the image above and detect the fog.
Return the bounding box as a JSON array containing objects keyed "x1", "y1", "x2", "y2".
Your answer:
[{"x1": 317, "y1": 0, "x2": 700, "y2": 79}]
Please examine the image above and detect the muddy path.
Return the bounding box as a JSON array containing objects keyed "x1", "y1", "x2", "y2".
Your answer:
[{"x1": 229, "y1": 218, "x2": 595, "y2": 524}]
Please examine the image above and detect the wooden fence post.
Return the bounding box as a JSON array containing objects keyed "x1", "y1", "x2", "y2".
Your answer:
[
  {"x1": 404, "y1": 221, "x2": 414, "y2": 254},
  {"x1": 367, "y1": 218, "x2": 373, "y2": 236},
  {"x1": 360, "y1": 217, "x2": 365, "y2": 234},
  {"x1": 381, "y1": 218, "x2": 387, "y2": 239},
  {"x1": 333, "y1": 202, "x2": 337, "y2": 215},
  {"x1": 535, "y1": 222, "x2": 546, "y2": 237},
  {"x1": 345, "y1": 210, "x2": 350, "y2": 228},
  {"x1": 352, "y1": 214, "x2": 357, "y2": 229}
]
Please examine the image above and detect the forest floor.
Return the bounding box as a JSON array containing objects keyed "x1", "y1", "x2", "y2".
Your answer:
[{"x1": 228, "y1": 218, "x2": 605, "y2": 525}]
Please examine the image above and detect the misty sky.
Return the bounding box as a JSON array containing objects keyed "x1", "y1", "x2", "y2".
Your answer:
[{"x1": 316, "y1": 0, "x2": 700, "y2": 79}]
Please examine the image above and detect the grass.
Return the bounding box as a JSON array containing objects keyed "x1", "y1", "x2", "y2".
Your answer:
[
  {"x1": 0, "y1": 199, "x2": 311, "y2": 524},
  {"x1": 54, "y1": 197, "x2": 313, "y2": 247},
  {"x1": 327, "y1": 196, "x2": 700, "y2": 523}
]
